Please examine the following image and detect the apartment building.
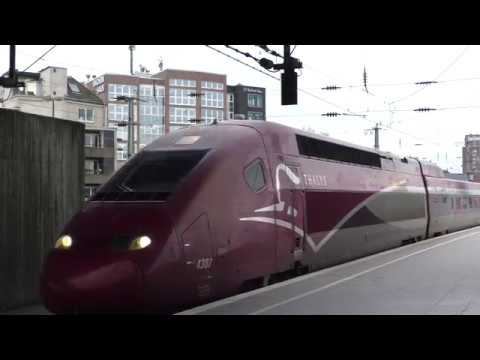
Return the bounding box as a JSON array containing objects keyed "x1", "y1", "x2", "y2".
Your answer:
[{"x1": 0, "y1": 66, "x2": 116, "y2": 200}]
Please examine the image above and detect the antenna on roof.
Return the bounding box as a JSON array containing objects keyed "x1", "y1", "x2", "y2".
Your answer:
[{"x1": 129, "y1": 45, "x2": 136, "y2": 75}]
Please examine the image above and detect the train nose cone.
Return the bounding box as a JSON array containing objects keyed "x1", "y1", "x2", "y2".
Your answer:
[{"x1": 41, "y1": 253, "x2": 143, "y2": 314}]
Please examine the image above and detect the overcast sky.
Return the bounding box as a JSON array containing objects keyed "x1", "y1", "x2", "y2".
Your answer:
[{"x1": 2, "y1": 44, "x2": 479, "y2": 173}]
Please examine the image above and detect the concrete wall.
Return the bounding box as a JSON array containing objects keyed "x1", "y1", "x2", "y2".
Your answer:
[{"x1": 0, "y1": 109, "x2": 84, "y2": 311}]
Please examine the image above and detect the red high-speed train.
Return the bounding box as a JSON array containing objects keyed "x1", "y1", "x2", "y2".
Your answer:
[{"x1": 41, "y1": 121, "x2": 480, "y2": 313}]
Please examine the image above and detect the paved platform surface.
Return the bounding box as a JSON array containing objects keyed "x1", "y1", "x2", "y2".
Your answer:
[
  {"x1": 1, "y1": 305, "x2": 51, "y2": 315},
  {"x1": 178, "y1": 226, "x2": 480, "y2": 315}
]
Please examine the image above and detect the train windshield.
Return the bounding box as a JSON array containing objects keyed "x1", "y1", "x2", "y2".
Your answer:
[{"x1": 91, "y1": 149, "x2": 209, "y2": 201}]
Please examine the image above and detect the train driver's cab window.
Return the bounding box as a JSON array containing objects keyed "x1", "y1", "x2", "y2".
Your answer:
[{"x1": 244, "y1": 159, "x2": 266, "y2": 192}]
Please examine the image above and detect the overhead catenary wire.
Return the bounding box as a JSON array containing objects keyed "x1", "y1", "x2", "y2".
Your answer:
[
  {"x1": 255, "y1": 45, "x2": 284, "y2": 58},
  {"x1": 204, "y1": 45, "x2": 280, "y2": 81},
  {"x1": 388, "y1": 45, "x2": 471, "y2": 105},
  {"x1": 22, "y1": 45, "x2": 57, "y2": 72},
  {"x1": 207, "y1": 45, "x2": 461, "y2": 158},
  {"x1": 302, "y1": 75, "x2": 480, "y2": 92},
  {"x1": 224, "y1": 45, "x2": 261, "y2": 62},
  {"x1": 270, "y1": 103, "x2": 480, "y2": 117},
  {"x1": 364, "y1": 104, "x2": 480, "y2": 114},
  {"x1": 205, "y1": 45, "x2": 365, "y2": 117},
  {"x1": 224, "y1": 45, "x2": 281, "y2": 73}
]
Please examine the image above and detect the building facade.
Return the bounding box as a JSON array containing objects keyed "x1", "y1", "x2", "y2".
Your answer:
[
  {"x1": 84, "y1": 127, "x2": 116, "y2": 201},
  {"x1": 227, "y1": 84, "x2": 266, "y2": 120},
  {"x1": 0, "y1": 66, "x2": 116, "y2": 201},
  {"x1": 153, "y1": 69, "x2": 227, "y2": 132},
  {"x1": 463, "y1": 134, "x2": 480, "y2": 182},
  {"x1": 87, "y1": 69, "x2": 228, "y2": 168},
  {"x1": 0, "y1": 67, "x2": 105, "y2": 124},
  {"x1": 86, "y1": 72, "x2": 165, "y2": 166}
]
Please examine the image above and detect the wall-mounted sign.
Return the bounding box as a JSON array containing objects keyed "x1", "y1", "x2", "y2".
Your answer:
[{"x1": 243, "y1": 87, "x2": 263, "y2": 94}]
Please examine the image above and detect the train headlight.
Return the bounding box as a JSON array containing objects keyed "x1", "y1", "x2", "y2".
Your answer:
[
  {"x1": 55, "y1": 235, "x2": 73, "y2": 250},
  {"x1": 129, "y1": 236, "x2": 152, "y2": 250}
]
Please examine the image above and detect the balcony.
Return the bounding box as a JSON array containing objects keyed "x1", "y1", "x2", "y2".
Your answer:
[
  {"x1": 85, "y1": 145, "x2": 114, "y2": 159},
  {"x1": 85, "y1": 172, "x2": 111, "y2": 185}
]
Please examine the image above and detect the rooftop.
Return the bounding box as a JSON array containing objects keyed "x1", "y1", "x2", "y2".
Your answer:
[{"x1": 65, "y1": 76, "x2": 103, "y2": 105}]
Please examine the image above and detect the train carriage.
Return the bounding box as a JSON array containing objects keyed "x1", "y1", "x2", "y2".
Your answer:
[{"x1": 41, "y1": 120, "x2": 480, "y2": 314}]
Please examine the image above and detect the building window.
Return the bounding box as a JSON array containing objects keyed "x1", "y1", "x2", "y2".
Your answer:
[
  {"x1": 108, "y1": 84, "x2": 137, "y2": 101},
  {"x1": 201, "y1": 91, "x2": 224, "y2": 108},
  {"x1": 247, "y1": 111, "x2": 263, "y2": 120},
  {"x1": 141, "y1": 125, "x2": 163, "y2": 136},
  {"x1": 85, "y1": 133, "x2": 102, "y2": 148},
  {"x1": 228, "y1": 93, "x2": 234, "y2": 119},
  {"x1": 140, "y1": 84, "x2": 165, "y2": 99},
  {"x1": 169, "y1": 79, "x2": 196, "y2": 88},
  {"x1": 139, "y1": 84, "x2": 165, "y2": 144},
  {"x1": 201, "y1": 109, "x2": 224, "y2": 124},
  {"x1": 69, "y1": 83, "x2": 80, "y2": 93},
  {"x1": 84, "y1": 185, "x2": 98, "y2": 201},
  {"x1": 170, "y1": 125, "x2": 188, "y2": 133},
  {"x1": 85, "y1": 159, "x2": 103, "y2": 176},
  {"x1": 113, "y1": 125, "x2": 128, "y2": 143},
  {"x1": 108, "y1": 103, "x2": 129, "y2": 122},
  {"x1": 170, "y1": 88, "x2": 196, "y2": 106},
  {"x1": 169, "y1": 107, "x2": 196, "y2": 124},
  {"x1": 248, "y1": 93, "x2": 263, "y2": 108},
  {"x1": 140, "y1": 125, "x2": 164, "y2": 148},
  {"x1": 117, "y1": 150, "x2": 128, "y2": 161},
  {"x1": 79, "y1": 108, "x2": 94, "y2": 122},
  {"x1": 201, "y1": 81, "x2": 224, "y2": 90}
]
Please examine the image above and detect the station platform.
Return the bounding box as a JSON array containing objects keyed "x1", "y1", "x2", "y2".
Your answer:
[
  {"x1": 178, "y1": 225, "x2": 480, "y2": 315},
  {"x1": 2, "y1": 305, "x2": 51, "y2": 315}
]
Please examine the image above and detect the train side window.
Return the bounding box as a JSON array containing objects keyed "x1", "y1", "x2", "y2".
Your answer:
[
  {"x1": 296, "y1": 134, "x2": 381, "y2": 168},
  {"x1": 244, "y1": 159, "x2": 266, "y2": 193}
]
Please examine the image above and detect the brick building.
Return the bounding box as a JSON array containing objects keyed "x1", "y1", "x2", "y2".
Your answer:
[{"x1": 87, "y1": 69, "x2": 227, "y2": 168}]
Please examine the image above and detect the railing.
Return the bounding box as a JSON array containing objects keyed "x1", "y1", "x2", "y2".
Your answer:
[{"x1": 85, "y1": 168, "x2": 104, "y2": 176}]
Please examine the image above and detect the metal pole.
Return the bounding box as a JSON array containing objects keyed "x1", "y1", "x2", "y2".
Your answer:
[
  {"x1": 284, "y1": 45, "x2": 290, "y2": 64},
  {"x1": 128, "y1": 98, "x2": 133, "y2": 158},
  {"x1": 52, "y1": 98, "x2": 55, "y2": 119},
  {"x1": 9, "y1": 45, "x2": 15, "y2": 79},
  {"x1": 374, "y1": 123, "x2": 379, "y2": 150},
  {"x1": 129, "y1": 45, "x2": 135, "y2": 76},
  {"x1": 136, "y1": 98, "x2": 140, "y2": 153}
]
